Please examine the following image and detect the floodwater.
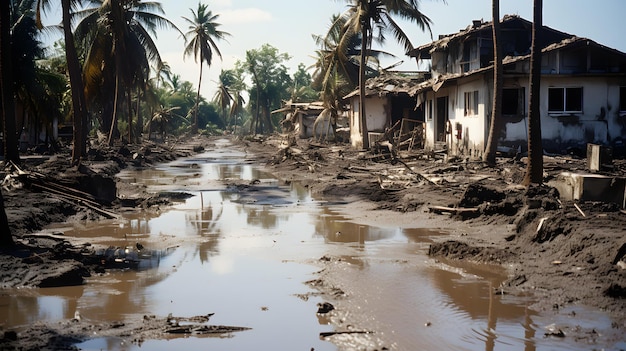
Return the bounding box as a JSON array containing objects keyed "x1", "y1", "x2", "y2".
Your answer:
[{"x1": 0, "y1": 139, "x2": 622, "y2": 350}]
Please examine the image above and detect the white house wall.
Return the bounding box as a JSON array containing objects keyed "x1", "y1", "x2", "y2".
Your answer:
[
  {"x1": 504, "y1": 76, "x2": 624, "y2": 152},
  {"x1": 452, "y1": 78, "x2": 487, "y2": 157}
]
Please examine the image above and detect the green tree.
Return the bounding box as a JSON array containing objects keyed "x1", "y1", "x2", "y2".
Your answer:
[
  {"x1": 290, "y1": 63, "x2": 317, "y2": 102},
  {"x1": 522, "y1": 0, "x2": 543, "y2": 185},
  {"x1": 483, "y1": 0, "x2": 503, "y2": 165},
  {"x1": 338, "y1": 0, "x2": 433, "y2": 148},
  {"x1": 213, "y1": 69, "x2": 234, "y2": 127},
  {"x1": 182, "y1": 2, "x2": 230, "y2": 134},
  {"x1": 12, "y1": 0, "x2": 67, "y2": 147},
  {"x1": 243, "y1": 44, "x2": 292, "y2": 134}
]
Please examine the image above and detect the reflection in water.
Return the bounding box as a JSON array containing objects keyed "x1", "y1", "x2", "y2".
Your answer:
[{"x1": 0, "y1": 139, "x2": 619, "y2": 351}]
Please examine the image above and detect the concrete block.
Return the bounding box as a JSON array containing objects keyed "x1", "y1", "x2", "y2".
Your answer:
[
  {"x1": 548, "y1": 172, "x2": 626, "y2": 208},
  {"x1": 587, "y1": 143, "x2": 612, "y2": 172}
]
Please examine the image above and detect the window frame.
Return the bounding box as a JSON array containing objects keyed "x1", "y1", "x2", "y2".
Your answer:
[
  {"x1": 548, "y1": 87, "x2": 583, "y2": 113},
  {"x1": 463, "y1": 90, "x2": 479, "y2": 116}
]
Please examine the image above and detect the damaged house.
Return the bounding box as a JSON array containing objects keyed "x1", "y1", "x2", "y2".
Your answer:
[
  {"x1": 350, "y1": 15, "x2": 626, "y2": 157},
  {"x1": 344, "y1": 71, "x2": 430, "y2": 149}
]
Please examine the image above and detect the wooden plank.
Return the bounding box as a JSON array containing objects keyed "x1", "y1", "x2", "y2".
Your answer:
[{"x1": 429, "y1": 205, "x2": 479, "y2": 215}]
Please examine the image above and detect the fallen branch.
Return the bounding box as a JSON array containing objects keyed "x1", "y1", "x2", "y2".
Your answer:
[{"x1": 320, "y1": 330, "x2": 372, "y2": 338}]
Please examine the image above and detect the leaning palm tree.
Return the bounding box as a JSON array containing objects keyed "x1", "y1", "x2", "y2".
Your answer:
[
  {"x1": 36, "y1": 0, "x2": 88, "y2": 164},
  {"x1": 337, "y1": 0, "x2": 433, "y2": 148},
  {"x1": 483, "y1": 0, "x2": 503, "y2": 165},
  {"x1": 522, "y1": 0, "x2": 543, "y2": 185},
  {"x1": 182, "y1": 3, "x2": 230, "y2": 134}
]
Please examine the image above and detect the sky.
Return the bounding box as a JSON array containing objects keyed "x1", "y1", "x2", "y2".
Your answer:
[{"x1": 41, "y1": 0, "x2": 626, "y2": 101}]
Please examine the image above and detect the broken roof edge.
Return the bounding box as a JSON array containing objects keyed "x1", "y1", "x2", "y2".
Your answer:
[
  {"x1": 409, "y1": 14, "x2": 575, "y2": 59},
  {"x1": 409, "y1": 36, "x2": 626, "y2": 96},
  {"x1": 270, "y1": 101, "x2": 325, "y2": 115},
  {"x1": 342, "y1": 71, "x2": 431, "y2": 99}
]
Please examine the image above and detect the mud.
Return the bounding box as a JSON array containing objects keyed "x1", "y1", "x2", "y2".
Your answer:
[{"x1": 1, "y1": 133, "x2": 625, "y2": 349}]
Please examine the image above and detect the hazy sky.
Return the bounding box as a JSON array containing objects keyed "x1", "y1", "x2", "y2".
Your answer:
[{"x1": 42, "y1": 0, "x2": 625, "y2": 100}]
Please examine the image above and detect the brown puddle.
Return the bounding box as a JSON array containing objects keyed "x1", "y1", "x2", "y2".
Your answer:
[{"x1": 1, "y1": 139, "x2": 622, "y2": 351}]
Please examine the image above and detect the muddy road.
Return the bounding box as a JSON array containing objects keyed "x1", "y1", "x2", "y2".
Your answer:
[{"x1": 1, "y1": 135, "x2": 625, "y2": 350}]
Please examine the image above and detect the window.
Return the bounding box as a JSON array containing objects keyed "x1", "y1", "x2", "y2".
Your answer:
[
  {"x1": 502, "y1": 88, "x2": 525, "y2": 116},
  {"x1": 548, "y1": 87, "x2": 583, "y2": 113},
  {"x1": 464, "y1": 91, "x2": 479, "y2": 116},
  {"x1": 427, "y1": 99, "x2": 433, "y2": 120},
  {"x1": 620, "y1": 87, "x2": 626, "y2": 112}
]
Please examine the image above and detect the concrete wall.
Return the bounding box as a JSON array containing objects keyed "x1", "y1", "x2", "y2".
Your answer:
[{"x1": 349, "y1": 95, "x2": 389, "y2": 148}]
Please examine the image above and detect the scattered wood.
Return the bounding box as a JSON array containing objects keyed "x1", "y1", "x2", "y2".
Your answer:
[
  {"x1": 394, "y1": 157, "x2": 438, "y2": 186},
  {"x1": 7, "y1": 161, "x2": 118, "y2": 219},
  {"x1": 429, "y1": 206, "x2": 479, "y2": 215},
  {"x1": 574, "y1": 203, "x2": 586, "y2": 217}
]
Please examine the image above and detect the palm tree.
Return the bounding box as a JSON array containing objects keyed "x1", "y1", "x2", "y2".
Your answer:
[
  {"x1": 147, "y1": 105, "x2": 183, "y2": 140},
  {"x1": 213, "y1": 69, "x2": 234, "y2": 127},
  {"x1": 522, "y1": 0, "x2": 543, "y2": 185},
  {"x1": 167, "y1": 73, "x2": 182, "y2": 92},
  {"x1": 483, "y1": 0, "x2": 503, "y2": 165},
  {"x1": 76, "y1": 0, "x2": 182, "y2": 145},
  {"x1": 312, "y1": 14, "x2": 388, "y2": 131},
  {"x1": 312, "y1": 14, "x2": 363, "y2": 95},
  {"x1": 338, "y1": 0, "x2": 433, "y2": 148},
  {"x1": 182, "y1": 2, "x2": 230, "y2": 134}
]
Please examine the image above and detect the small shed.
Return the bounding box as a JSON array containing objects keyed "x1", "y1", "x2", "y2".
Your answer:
[{"x1": 272, "y1": 101, "x2": 329, "y2": 139}]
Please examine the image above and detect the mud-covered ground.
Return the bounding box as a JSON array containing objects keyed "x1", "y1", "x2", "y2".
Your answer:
[{"x1": 1, "y1": 133, "x2": 625, "y2": 349}]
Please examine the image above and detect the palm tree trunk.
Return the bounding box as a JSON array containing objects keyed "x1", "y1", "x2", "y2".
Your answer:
[
  {"x1": 522, "y1": 0, "x2": 544, "y2": 185},
  {"x1": 263, "y1": 102, "x2": 273, "y2": 133},
  {"x1": 483, "y1": 0, "x2": 503, "y2": 165},
  {"x1": 136, "y1": 87, "x2": 142, "y2": 143},
  {"x1": 127, "y1": 89, "x2": 132, "y2": 143},
  {"x1": 0, "y1": 0, "x2": 15, "y2": 247},
  {"x1": 108, "y1": 69, "x2": 121, "y2": 145},
  {"x1": 359, "y1": 23, "x2": 369, "y2": 149},
  {"x1": 1, "y1": 0, "x2": 20, "y2": 166},
  {"x1": 193, "y1": 63, "x2": 203, "y2": 134},
  {"x1": 61, "y1": 0, "x2": 87, "y2": 164},
  {"x1": 0, "y1": 189, "x2": 13, "y2": 247}
]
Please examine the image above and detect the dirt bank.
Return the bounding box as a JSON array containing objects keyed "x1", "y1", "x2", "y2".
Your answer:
[{"x1": 1, "y1": 133, "x2": 625, "y2": 349}]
